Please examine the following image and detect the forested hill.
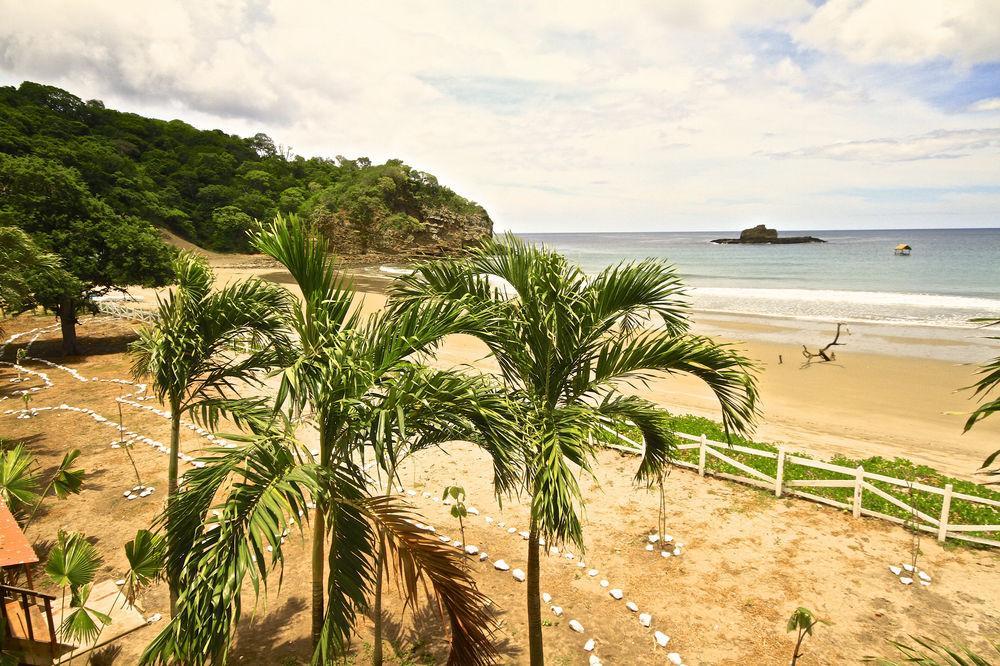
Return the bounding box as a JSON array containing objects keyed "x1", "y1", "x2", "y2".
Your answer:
[{"x1": 0, "y1": 81, "x2": 492, "y2": 255}]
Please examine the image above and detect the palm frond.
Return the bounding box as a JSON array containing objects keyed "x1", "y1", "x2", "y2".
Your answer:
[
  {"x1": 45, "y1": 531, "x2": 102, "y2": 590},
  {"x1": 123, "y1": 529, "x2": 166, "y2": 606},
  {"x1": 593, "y1": 331, "x2": 759, "y2": 438},
  {"x1": 51, "y1": 449, "x2": 84, "y2": 499},
  {"x1": 867, "y1": 635, "x2": 1000, "y2": 665},
  {"x1": 593, "y1": 394, "x2": 676, "y2": 485},
  {"x1": 141, "y1": 437, "x2": 317, "y2": 666},
  {"x1": 583, "y1": 259, "x2": 690, "y2": 336},
  {"x1": 0, "y1": 443, "x2": 40, "y2": 513},
  {"x1": 359, "y1": 495, "x2": 501, "y2": 666}
]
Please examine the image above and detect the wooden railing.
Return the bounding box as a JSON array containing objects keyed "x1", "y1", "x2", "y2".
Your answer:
[
  {"x1": 596, "y1": 426, "x2": 1000, "y2": 548},
  {"x1": 1, "y1": 583, "x2": 58, "y2": 646},
  {"x1": 95, "y1": 302, "x2": 158, "y2": 323}
]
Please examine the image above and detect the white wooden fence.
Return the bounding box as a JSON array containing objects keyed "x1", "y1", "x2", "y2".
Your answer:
[
  {"x1": 95, "y1": 302, "x2": 158, "y2": 323},
  {"x1": 598, "y1": 427, "x2": 1000, "y2": 548}
]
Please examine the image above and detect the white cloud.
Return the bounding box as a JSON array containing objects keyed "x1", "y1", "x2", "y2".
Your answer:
[
  {"x1": 969, "y1": 97, "x2": 1000, "y2": 112},
  {"x1": 0, "y1": 0, "x2": 998, "y2": 232},
  {"x1": 794, "y1": 0, "x2": 1000, "y2": 66},
  {"x1": 765, "y1": 128, "x2": 1000, "y2": 162}
]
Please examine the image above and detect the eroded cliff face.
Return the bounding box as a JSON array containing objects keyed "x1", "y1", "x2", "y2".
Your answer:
[{"x1": 316, "y1": 205, "x2": 493, "y2": 261}]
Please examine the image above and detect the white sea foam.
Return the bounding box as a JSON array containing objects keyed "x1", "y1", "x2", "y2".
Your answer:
[
  {"x1": 379, "y1": 265, "x2": 414, "y2": 276},
  {"x1": 690, "y1": 287, "x2": 1000, "y2": 329}
]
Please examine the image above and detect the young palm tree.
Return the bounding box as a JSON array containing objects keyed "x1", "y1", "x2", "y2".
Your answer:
[
  {"x1": 391, "y1": 234, "x2": 760, "y2": 664},
  {"x1": 249, "y1": 214, "x2": 516, "y2": 656},
  {"x1": 45, "y1": 530, "x2": 109, "y2": 647},
  {"x1": 129, "y1": 251, "x2": 292, "y2": 613}
]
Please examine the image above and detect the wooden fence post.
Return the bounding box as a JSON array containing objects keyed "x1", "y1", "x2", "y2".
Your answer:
[
  {"x1": 937, "y1": 483, "x2": 953, "y2": 543},
  {"x1": 853, "y1": 465, "x2": 864, "y2": 518},
  {"x1": 774, "y1": 447, "x2": 785, "y2": 497},
  {"x1": 698, "y1": 434, "x2": 707, "y2": 477}
]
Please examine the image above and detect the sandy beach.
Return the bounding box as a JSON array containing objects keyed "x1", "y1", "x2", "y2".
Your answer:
[
  {"x1": 2, "y1": 313, "x2": 997, "y2": 665},
  {"x1": 129, "y1": 252, "x2": 1000, "y2": 479},
  {"x1": 304, "y1": 265, "x2": 999, "y2": 481}
]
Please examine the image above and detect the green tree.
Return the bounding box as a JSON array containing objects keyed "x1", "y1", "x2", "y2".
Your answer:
[
  {"x1": 0, "y1": 154, "x2": 174, "y2": 354},
  {"x1": 129, "y1": 250, "x2": 292, "y2": 614},
  {"x1": 391, "y1": 234, "x2": 759, "y2": 665},
  {"x1": 208, "y1": 205, "x2": 254, "y2": 251},
  {"x1": 0, "y1": 225, "x2": 58, "y2": 323}
]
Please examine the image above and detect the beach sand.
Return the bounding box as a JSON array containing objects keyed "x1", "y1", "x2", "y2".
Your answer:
[
  {"x1": 331, "y1": 285, "x2": 999, "y2": 481},
  {"x1": 133, "y1": 255, "x2": 1000, "y2": 477},
  {"x1": 2, "y1": 315, "x2": 996, "y2": 665}
]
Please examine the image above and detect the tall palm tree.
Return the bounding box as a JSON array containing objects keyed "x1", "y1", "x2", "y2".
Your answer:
[
  {"x1": 129, "y1": 251, "x2": 292, "y2": 613},
  {"x1": 137, "y1": 214, "x2": 514, "y2": 665},
  {"x1": 391, "y1": 234, "x2": 760, "y2": 664}
]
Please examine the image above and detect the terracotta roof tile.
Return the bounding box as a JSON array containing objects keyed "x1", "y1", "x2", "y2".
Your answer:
[{"x1": 0, "y1": 502, "x2": 38, "y2": 568}]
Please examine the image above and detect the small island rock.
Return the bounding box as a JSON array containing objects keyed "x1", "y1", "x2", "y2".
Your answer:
[{"x1": 712, "y1": 225, "x2": 824, "y2": 245}]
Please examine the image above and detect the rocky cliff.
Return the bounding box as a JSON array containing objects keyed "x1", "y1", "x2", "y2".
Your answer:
[{"x1": 316, "y1": 204, "x2": 493, "y2": 262}]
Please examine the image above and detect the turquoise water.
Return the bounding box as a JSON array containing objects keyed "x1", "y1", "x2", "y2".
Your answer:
[{"x1": 517, "y1": 229, "x2": 1000, "y2": 329}]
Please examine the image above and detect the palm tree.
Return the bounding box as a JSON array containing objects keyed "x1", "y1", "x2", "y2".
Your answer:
[
  {"x1": 45, "y1": 530, "x2": 109, "y2": 648},
  {"x1": 964, "y1": 317, "x2": 1000, "y2": 482},
  {"x1": 391, "y1": 234, "x2": 760, "y2": 664},
  {"x1": 129, "y1": 251, "x2": 292, "y2": 613},
  {"x1": 141, "y1": 215, "x2": 515, "y2": 665},
  {"x1": 251, "y1": 214, "x2": 516, "y2": 657}
]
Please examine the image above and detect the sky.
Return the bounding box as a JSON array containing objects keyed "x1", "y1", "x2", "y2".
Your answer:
[{"x1": 1, "y1": 0, "x2": 999, "y2": 233}]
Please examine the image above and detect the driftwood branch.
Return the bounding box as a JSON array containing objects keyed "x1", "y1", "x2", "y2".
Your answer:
[{"x1": 802, "y1": 323, "x2": 850, "y2": 364}]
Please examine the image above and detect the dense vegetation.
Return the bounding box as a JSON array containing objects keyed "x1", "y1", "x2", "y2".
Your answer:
[
  {"x1": 0, "y1": 81, "x2": 490, "y2": 253},
  {"x1": 0, "y1": 80, "x2": 491, "y2": 353}
]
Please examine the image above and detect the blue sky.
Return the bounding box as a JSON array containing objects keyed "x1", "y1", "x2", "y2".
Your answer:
[{"x1": 0, "y1": 0, "x2": 998, "y2": 232}]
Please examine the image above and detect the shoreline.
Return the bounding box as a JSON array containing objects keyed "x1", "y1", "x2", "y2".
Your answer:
[
  {"x1": 329, "y1": 278, "x2": 999, "y2": 480},
  {"x1": 141, "y1": 257, "x2": 1000, "y2": 480}
]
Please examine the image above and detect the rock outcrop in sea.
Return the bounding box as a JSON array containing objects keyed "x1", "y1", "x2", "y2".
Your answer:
[{"x1": 712, "y1": 224, "x2": 824, "y2": 244}]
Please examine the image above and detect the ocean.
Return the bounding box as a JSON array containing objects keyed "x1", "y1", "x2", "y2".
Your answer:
[{"x1": 517, "y1": 229, "x2": 1000, "y2": 330}]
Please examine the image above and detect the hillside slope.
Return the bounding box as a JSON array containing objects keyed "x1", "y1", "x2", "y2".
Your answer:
[{"x1": 0, "y1": 81, "x2": 492, "y2": 256}]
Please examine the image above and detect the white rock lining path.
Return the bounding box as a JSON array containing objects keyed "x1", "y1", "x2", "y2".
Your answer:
[
  {"x1": 1, "y1": 326, "x2": 243, "y2": 501},
  {"x1": 399, "y1": 486, "x2": 689, "y2": 665}
]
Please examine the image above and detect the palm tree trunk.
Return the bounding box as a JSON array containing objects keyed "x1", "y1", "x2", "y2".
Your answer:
[
  {"x1": 166, "y1": 400, "x2": 181, "y2": 617},
  {"x1": 311, "y1": 424, "x2": 329, "y2": 649},
  {"x1": 311, "y1": 504, "x2": 326, "y2": 645},
  {"x1": 526, "y1": 510, "x2": 544, "y2": 666},
  {"x1": 372, "y1": 534, "x2": 386, "y2": 666}
]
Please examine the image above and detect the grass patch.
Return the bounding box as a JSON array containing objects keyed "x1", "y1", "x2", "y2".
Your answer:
[{"x1": 597, "y1": 413, "x2": 1000, "y2": 541}]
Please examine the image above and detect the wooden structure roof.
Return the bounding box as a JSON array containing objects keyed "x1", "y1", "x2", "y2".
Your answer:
[{"x1": 0, "y1": 502, "x2": 38, "y2": 568}]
